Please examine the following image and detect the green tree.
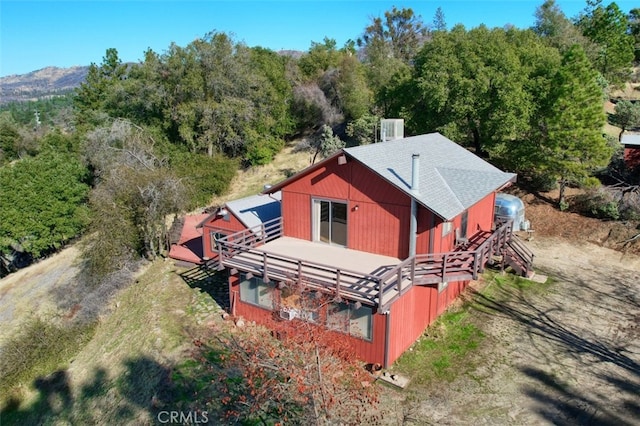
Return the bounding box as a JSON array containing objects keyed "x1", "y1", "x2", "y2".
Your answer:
[
  {"x1": 334, "y1": 54, "x2": 372, "y2": 121},
  {"x1": 405, "y1": 26, "x2": 537, "y2": 157},
  {"x1": 541, "y1": 45, "x2": 611, "y2": 205},
  {"x1": 318, "y1": 124, "x2": 345, "y2": 158},
  {"x1": 358, "y1": 6, "x2": 425, "y2": 116},
  {"x1": 533, "y1": 0, "x2": 594, "y2": 54},
  {"x1": 0, "y1": 112, "x2": 22, "y2": 162},
  {"x1": 358, "y1": 6, "x2": 428, "y2": 64},
  {"x1": 629, "y1": 8, "x2": 640, "y2": 61},
  {"x1": 0, "y1": 152, "x2": 90, "y2": 261},
  {"x1": 74, "y1": 48, "x2": 128, "y2": 127},
  {"x1": 576, "y1": 0, "x2": 635, "y2": 84},
  {"x1": 82, "y1": 120, "x2": 186, "y2": 277},
  {"x1": 297, "y1": 38, "x2": 342, "y2": 80},
  {"x1": 609, "y1": 99, "x2": 640, "y2": 140},
  {"x1": 432, "y1": 7, "x2": 447, "y2": 32},
  {"x1": 346, "y1": 114, "x2": 380, "y2": 145}
]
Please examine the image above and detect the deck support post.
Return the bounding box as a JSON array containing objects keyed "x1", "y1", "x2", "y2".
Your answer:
[{"x1": 262, "y1": 252, "x2": 269, "y2": 282}]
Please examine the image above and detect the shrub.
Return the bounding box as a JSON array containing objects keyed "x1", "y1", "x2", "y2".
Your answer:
[
  {"x1": 169, "y1": 150, "x2": 237, "y2": 210},
  {"x1": 619, "y1": 190, "x2": 640, "y2": 220},
  {"x1": 245, "y1": 135, "x2": 285, "y2": 166},
  {"x1": 572, "y1": 187, "x2": 620, "y2": 220},
  {"x1": 0, "y1": 317, "x2": 96, "y2": 401}
]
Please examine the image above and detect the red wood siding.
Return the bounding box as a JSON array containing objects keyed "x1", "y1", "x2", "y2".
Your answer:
[
  {"x1": 465, "y1": 192, "x2": 496, "y2": 234},
  {"x1": 624, "y1": 146, "x2": 640, "y2": 169},
  {"x1": 349, "y1": 201, "x2": 410, "y2": 258},
  {"x1": 349, "y1": 313, "x2": 386, "y2": 366},
  {"x1": 282, "y1": 191, "x2": 311, "y2": 240},
  {"x1": 231, "y1": 267, "x2": 472, "y2": 367},
  {"x1": 228, "y1": 272, "x2": 387, "y2": 365},
  {"x1": 386, "y1": 285, "x2": 437, "y2": 365},
  {"x1": 202, "y1": 213, "x2": 247, "y2": 260},
  {"x1": 386, "y1": 279, "x2": 470, "y2": 366},
  {"x1": 415, "y1": 206, "x2": 435, "y2": 254},
  {"x1": 280, "y1": 156, "x2": 499, "y2": 259},
  {"x1": 281, "y1": 157, "x2": 412, "y2": 258}
]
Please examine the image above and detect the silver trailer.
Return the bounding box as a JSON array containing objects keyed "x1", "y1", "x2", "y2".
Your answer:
[{"x1": 495, "y1": 193, "x2": 530, "y2": 231}]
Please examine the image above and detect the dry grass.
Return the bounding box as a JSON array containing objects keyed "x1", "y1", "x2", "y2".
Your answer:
[
  {"x1": 0, "y1": 245, "x2": 81, "y2": 347},
  {"x1": 1, "y1": 258, "x2": 224, "y2": 424},
  {"x1": 209, "y1": 143, "x2": 311, "y2": 206}
]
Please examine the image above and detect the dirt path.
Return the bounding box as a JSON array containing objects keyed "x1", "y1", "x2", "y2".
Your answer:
[
  {"x1": 0, "y1": 245, "x2": 80, "y2": 345},
  {"x1": 411, "y1": 236, "x2": 640, "y2": 425}
]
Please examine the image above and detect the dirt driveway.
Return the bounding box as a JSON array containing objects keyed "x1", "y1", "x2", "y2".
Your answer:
[{"x1": 409, "y1": 236, "x2": 640, "y2": 425}]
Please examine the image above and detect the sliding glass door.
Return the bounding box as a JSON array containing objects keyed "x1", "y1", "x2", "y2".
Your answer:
[{"x1": 313, "y1": 199, "x2": 347, "y2": 246}]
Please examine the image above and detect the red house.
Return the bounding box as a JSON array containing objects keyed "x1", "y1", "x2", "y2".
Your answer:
[
  {"x1": 198, "y1": 192, "x2": 282, "y2": 263},
  {"x1": 213, "y1": 133, "x2": 533, "y2": 367},
  {"x1": 621, "y1": 133, "x2": 640, "y2": 170}
]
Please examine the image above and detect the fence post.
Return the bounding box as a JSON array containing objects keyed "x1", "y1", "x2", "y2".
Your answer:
[
  {"x1": 442, "y1": 253, "x2": 447, "y2": 281},
  {"x1": 473, "y1": 251, "x2": 479, "y2": 279}
]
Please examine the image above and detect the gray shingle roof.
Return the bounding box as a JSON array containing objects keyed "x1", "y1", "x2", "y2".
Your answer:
[
  {"x1": 226, "y1": 191, "x2": 282, "y2": 229},
  {"x1": 344, "y1": 133, "x2": 516, "y2": 220}
]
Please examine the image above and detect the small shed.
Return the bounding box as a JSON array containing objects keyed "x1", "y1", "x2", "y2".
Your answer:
[{"x1": 621, "y1": 133, "x2": 640, "y2": 170}]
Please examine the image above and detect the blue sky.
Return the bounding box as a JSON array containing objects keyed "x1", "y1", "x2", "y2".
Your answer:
[{"x1": 1, "y1": 1, "x2": 637, "y2": 77}]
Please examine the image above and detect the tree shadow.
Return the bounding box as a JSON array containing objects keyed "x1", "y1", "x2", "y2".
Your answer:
[
  {"x1": 179, "y1": 265, "x2": 230, "y2": 311},
  {"x1": 1, "y1": 356, "x2": 180, "y2": 425},
  {"x1": 472, "y1": 284, "x2": 639, "y2": 377},
  {"x1": 470, "y1": 279, "x2": 640, "y2": 424},
  {"x1": 520, "y1": 366, "x2": 636, "y2": 425}
]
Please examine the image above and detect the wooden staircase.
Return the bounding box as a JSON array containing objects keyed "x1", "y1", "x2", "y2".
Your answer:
[{"x1": 503, "y1": 234, "x2": 535, "y2": 278}]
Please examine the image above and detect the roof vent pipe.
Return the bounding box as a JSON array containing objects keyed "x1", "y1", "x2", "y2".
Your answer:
[
  {"x1": 409, "y1": 154, "x2": 419, "y2": 258},
  {"x1": 411, "y1": 154, "x2": 420, "y2": 193}
]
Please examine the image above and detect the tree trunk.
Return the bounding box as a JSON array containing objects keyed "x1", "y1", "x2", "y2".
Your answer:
[
  {"x1": 471, "y1": 125, "x2": 485, "y2": 157},
  {"x1": 558, "y1": 179, "x2": 567, "y2": 207}
]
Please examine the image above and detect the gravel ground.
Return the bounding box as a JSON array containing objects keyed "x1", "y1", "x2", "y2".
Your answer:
[{"x1": 406, "y1": 236, "x2": 640, "y2": 425}]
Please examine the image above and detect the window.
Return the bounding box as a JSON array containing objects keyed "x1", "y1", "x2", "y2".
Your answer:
[
  {"x1": 313, "y1": 199, "x2": 348, "y2": 246},
  {"x1": 239, "y1": 274, "x2": 274, "y2": 309},
  {"x1": 209, "y1": 231, "x2": 227, "y2": 253},
  {"x1": 442, "y1": 221, "x2": 453, "y2": 237},
  {"x1": 327, "y1": 301, "x2": 373, "y2": 340}
]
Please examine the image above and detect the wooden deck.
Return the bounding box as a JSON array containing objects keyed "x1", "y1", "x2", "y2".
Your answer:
[{"x1": 214, "y1": 218, "x2": 530, "y2": 312}]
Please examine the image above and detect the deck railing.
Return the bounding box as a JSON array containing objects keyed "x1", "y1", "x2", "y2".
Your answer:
[{"x1": 214, "y1": 218, "x2": 518, "y2": 312}]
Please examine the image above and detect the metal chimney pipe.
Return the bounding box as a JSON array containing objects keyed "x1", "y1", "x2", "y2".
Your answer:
[
  {"x1": 411, "y1": 154, "x2": 420, "y2": 192},
  {"x1": 409, "y1": 154, "x2": 419, "y2": 257}
]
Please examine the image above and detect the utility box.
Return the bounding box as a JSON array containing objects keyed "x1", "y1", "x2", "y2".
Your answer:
[{"x1": 380, "y1": 119, "x2": 404, "y2": 142}]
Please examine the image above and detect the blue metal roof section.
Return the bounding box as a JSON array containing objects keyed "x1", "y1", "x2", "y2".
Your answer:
[
  {"x1": 344, "y1": 133, "x2": 516, "y2": 221},
  {"x1": 226, "y1": 191, "x2": 282, "y2": 229},
  {"x1": 621, "y1": 133, "x2": 640, "y2": 146}
]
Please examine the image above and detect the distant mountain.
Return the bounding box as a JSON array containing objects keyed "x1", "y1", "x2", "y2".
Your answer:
[{"x1": 0, "y1": 66, "x2": 88, "y2": 104}]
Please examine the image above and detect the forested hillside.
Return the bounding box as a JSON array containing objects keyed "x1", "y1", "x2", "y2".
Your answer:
[{"x1": 1, "y1": 0, "x2": 639, "y2": 278}]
